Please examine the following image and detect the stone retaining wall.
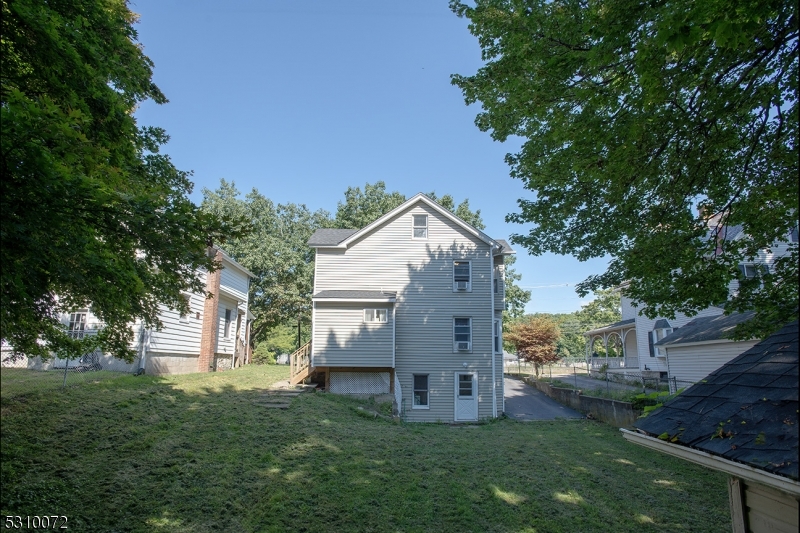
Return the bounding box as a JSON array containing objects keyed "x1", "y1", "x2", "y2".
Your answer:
[{"x1": 523, "y1": 377, "x2": 641, "y2": 428}]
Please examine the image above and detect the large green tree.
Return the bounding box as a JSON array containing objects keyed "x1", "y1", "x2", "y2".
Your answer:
[
  {"x1": 451, "y1": 0, "x2": 798, "y2": 339},
  {"x1": 1, "y1": 0, "x2": 232, "y2": 360},
  {"x1": 201, "y1": 180, "x2": 330, "y2": 345}
]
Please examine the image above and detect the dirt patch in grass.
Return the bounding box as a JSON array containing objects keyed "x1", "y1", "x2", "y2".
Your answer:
[{"x1": 1, "y1": 365, "x2": 728, "y2": 532}]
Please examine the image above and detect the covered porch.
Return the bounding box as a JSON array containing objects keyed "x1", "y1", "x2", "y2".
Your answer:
[{"x1": 584, "y1": 318, "x2": 638, "y2": 371}]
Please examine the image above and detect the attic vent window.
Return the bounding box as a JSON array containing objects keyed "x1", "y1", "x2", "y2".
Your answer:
[{"x1": 412, "y1": 215, "x2": 428, "y2": 239}]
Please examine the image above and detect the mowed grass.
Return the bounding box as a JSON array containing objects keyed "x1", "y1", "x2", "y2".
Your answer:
[{"x1": 1, "y1": 366, "x2": 729, "y2": 532}]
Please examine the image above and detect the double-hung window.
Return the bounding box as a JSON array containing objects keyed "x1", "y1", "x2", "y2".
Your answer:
[
  {"x1": 68, "y1": 312, "x2": 87, "y2": 340},
  {"x1": 454, "y1": 317, "x2": 471, "y2": 351},
  {"x1": 363, "y1": 309, "x2": 388, "y2": 323},
  {"x1": 453, "y1": 260, "x2": 471, "y2": 291},
  {"x1": 413, "y1": 374, "x2": 429, "y2": 408},
  {"x1": 493, "y1": 319, "x2": 501, "y2": 353},
  {"x1": 179, "y1": 294, "x2": 192, "y2": 323},
  {"x1": 412, "y1": 215, "x2": 428, "y2": 239}
]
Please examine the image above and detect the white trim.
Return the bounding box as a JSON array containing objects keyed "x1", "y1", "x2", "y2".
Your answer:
[
  {"x1": 392, "y1": 303, "x2": 396, "y2": 369},
  {"x1": 454, "y1": 372, "x2": 479, "y2": 421},
  {"x1": 412, "y1": 373, "x2": 430, "y2": 409},
  {"x1": 453, "y1": 316, "x2": 472, "y2": 352},
  {"x1": 333, "y1": 194, "x2": 497, "y2": 249},
  {"x1": 490, "y1": 257, "x2": 497, "y2": 418},
  {"x1": 620, "y1": 429, "x2": 800, "y2": 497},
  {"x1": 311, "y1": 252, "x2": 318, "y2": 365},
  {"x1": 452, "y1": 260, "x2": 472, "y2": 292},
  {"x1": 411, "y1": 213, "x2": 428, "y2": 240},
  {"x1": 217, "y1": 249, "x2": 257, "y2": 278},
  {"x1": 363, "y1": 308, "x2": 388, "y2": 323},
  {"x1": 657, "y1": 338, "x2": 756, "y2": 349}
]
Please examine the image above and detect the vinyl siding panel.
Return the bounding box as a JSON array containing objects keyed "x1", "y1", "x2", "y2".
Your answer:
[
  {"x1": 313, "y1": 303, "x2": 393, "y2": 367},
  {"x1": 215, "y1": 295, "x2": 239, "y2": 355},
  {"x1": 315, "y1": 202, "x2": 496, "y2": 421},
  {"x1": 743, "y1": 480, "x2": 799, "y2": 533},
  {"x1": 666, "y1": 340, "x2": 758, "y2": 384},
  {"x1": 220, "y1": 263, "x2": 249, "y2": 302},
  {"x1": 634, "y1": 307, "x2": 724, "y2": 372},
  {"x1": 143, "y1": 291, "x2": 205, "y2": 355}
]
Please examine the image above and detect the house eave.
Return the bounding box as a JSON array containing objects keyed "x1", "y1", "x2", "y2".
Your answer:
[
  {"x1": 313, "y1": 297, "x2": 396, "y2": 303},
  {"x1": 620, "y1": 429, "x2": 800, "y2": 497}
]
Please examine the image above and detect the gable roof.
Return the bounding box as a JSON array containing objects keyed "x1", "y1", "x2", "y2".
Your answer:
[
  {"x1": 635, "y1": 321, "x2": 799, "y2": 481},
  {"x1": 307, "y1": 193, "x2": 500, "y2": 250},
  {"x1": 655, "y1": 312, "x2": 755, "y2": 346}
]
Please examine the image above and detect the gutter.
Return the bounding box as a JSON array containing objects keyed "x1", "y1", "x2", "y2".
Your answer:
[{"x1": 620, "y1": 429, "x2": 800, "y2": 497}]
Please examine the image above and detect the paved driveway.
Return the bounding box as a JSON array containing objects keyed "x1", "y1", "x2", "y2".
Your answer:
[{"x1": 503, "y1": 377, "x2": 584, "y2": 421}]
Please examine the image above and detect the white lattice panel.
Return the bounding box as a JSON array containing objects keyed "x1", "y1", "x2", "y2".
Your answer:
[{"x1": 330, "y1": 371, "x2": 390, "y2": 395}]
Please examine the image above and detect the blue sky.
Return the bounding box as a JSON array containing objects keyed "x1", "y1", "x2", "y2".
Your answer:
[{"x1": 131, "y1": 0, "x2": 609, "y2": 314}]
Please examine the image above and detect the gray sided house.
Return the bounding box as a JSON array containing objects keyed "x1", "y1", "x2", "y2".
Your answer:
[
  {"x1": 622, "y1": 321, "x2": 799, "y2": 533},
  {"x1": 298, "y1": 193, "x2": 513, "y2": 422}
]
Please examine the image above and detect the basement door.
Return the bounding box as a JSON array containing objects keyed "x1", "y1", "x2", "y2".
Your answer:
[{"x1": 454, "y1": 372, "x2": 478, "y2": 421}]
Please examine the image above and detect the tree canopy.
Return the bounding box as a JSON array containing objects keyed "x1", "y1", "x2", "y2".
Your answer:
[
  {"x1": 505, "y1": 315, "x2": 561, "y2": 376},
  {"x1": 1, "y1": 0, "x2": 232, "y2": 360},
  {"x1": 201, "y1": 180, "x2": 329, "y2": 345},
  {"x1": 451, "y1": 0, "x2": 798, "y2": 339}
]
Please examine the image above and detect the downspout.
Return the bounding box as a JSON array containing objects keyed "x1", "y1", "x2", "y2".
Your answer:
[
  {"x1": 137, "y1": 322, "x2": 149, "y2": 375},
  {"x1": 490, "y1": 248, "x2": 497, "y2": 418},
  {"x1": 310, "y1": 249, "x2": 318, "y2": 367}
]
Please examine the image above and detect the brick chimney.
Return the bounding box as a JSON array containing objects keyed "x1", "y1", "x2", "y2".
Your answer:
[{"x1": 199, "y1": 249, "x2": 222, "y2": 372}]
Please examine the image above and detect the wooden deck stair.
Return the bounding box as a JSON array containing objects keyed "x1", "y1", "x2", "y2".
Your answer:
[{"x1": 289, "y1": 341, "x2": 313, "y2": 385}]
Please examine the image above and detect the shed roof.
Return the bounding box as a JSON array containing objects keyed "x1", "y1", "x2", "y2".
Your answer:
[
  {"x1": 313, "y1": 290, "x2": 397, "y2": 301},
  {"x1": 307, "y1": 228, "x2": 358, "y2": 247},
  {"x1": 655, "y1": 312, "x2": 755, "y2": 346},
  {"x1": 635, "y1": 321, "x2": 799, "y2": 480}
]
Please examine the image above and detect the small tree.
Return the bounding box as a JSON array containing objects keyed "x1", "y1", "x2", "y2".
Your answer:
[{"x1": 505, "y1": 316, "x2": 561, "y2": 378}]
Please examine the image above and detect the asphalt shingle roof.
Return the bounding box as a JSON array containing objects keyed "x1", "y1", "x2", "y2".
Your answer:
[
  {"x1": 656, "y1": 312, "x2": 755, "y2": 346},
  {"x1": 307, "y1": 228, "x2": 358, "y2": 247},
  {"x1": 635, "y1": 321, "x2": 799, "y2": 480}
]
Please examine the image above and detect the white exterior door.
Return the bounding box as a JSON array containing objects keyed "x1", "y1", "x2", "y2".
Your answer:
[{"x1": 454, "y1": 372, "x2": 478, "y2": 421}]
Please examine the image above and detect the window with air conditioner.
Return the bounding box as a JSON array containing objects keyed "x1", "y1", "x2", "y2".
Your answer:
[
  {"x1": 453, "y1": 260, "x2": 471, "y2": 291},
  {"x1": 412, "y1": 214, "x2": 428, "y2": 239},
  {"x1": 454, "y1": 317, "x2": 471, "y2": 352}
]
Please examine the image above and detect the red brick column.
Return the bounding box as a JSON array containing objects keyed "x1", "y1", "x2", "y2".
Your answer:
[{"x1": 198, "y1": 249, "x2": 222, "y2": 372}]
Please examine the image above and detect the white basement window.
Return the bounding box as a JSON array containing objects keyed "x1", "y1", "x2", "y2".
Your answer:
[
  {"x1": 412, "y1": 214, "x2": 428, "y2": 239},
  {"x1": 364, "y1": 309, "x2": 388, "y2": 323},
  {"x1": 413, "y1": 374, "x2": 429, "y2": 408}
]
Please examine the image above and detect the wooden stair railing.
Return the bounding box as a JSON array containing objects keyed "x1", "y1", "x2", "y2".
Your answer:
[{"x1": 289, "y1": 341, "x2": 312, "y2": 385}]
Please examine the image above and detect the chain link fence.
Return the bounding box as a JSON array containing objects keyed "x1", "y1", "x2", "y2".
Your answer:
[{"x1": 1, "y1": 342, "x2": 141, "y2": 398}]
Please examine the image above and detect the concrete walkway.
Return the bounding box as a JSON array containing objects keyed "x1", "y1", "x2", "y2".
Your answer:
[{"x1": 504, "y1": 377, "x2": 584, "y2": 421}]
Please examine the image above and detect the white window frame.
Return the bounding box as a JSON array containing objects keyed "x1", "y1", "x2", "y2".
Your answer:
[
  {"x1": 412, "y1": 374, "x2": 429, "y2": 409},
  {"x1": 493, "y1": 319, "x2": 501, "y2": 354},
  {"x1": 651, "y1": 328, "x2": 673, "y2": 357},
  {"x1": 453, "y1": 317, "x2": 472, "y2": 352},
  {"x1": 363, "y1": 308, "x2": 388, "y2": 323},
  {"x1": 453, "y1": 260, "x2": 472, "y2": 292},
  {"x1": 412, "y1": 214, "x2": 428, "y2": 239}
]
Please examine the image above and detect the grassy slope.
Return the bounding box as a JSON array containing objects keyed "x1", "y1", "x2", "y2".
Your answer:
[{"x1": 1, "y1": 366, "x2": 729, "y2": 532}]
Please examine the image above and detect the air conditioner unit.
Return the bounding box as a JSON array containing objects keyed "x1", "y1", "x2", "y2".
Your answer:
[
  {"x1": 457, "y1": 342, "x2": 470, "y2": 351},
  {"x1": 456, "y1": 281, "x2": 468, "y2": 290}
]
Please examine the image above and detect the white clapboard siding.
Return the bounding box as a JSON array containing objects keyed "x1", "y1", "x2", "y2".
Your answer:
[
  {"x1": 743, "y1": 480, "x2": 799, "y2": 533},
  {"x1": 214, "y1": 294, "x2": 239, "y2": 355},
  {"x1": 315, "y1": 202, "x2": 496, "y2": 421},
  {"x1": 313, "y1": 303, "x2": 393, "y2": 367},
  {"x1": 666, "y1": 340, "x2": 758, "y2": 384},
  {"x1": 220, "y1": 264, "x2": 249, "y2": 302},
  {"x1": 148, "y1": 292, "x2": 205, "y2": 355},
  {"x1": 634, "y1": 306, "x2": 725, "y2": 372}
]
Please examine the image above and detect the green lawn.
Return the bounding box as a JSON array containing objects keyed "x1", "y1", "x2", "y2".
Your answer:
[{"x1": 1, "y1": 365, "x2": 729, "y2": 532}]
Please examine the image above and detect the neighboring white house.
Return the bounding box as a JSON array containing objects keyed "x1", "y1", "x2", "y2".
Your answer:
[
  {"x1": 2, "y1": 247, "x2": 255, "y2": 376},
  {"x1": 584, "y1": 220, "x2": 797, "y2": 385},
  {"x1": 297, "y1": 193, "x2": 513, "y2": 422}
]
